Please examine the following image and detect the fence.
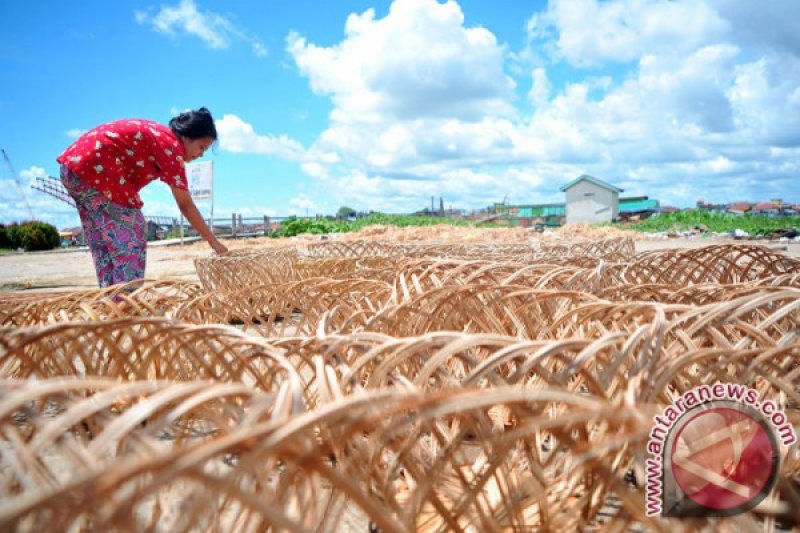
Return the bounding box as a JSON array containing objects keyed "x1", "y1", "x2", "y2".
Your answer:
[
  {"x1": 145, "y1": 214, "x2": 316, "y2": 240},
  {"x1": 145, "y1": 208, "x2": 497, "y2": 241}
]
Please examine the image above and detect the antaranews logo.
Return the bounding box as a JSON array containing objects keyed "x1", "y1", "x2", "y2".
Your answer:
[{"x1": 645, "y1": 383, "x2": 797, "y2": 517}]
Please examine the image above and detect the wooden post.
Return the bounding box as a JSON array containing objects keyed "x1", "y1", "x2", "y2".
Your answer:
[
  {"x1": 238, "y1": 214, "x2": 243, "y2": 231},
  {"x1": 263, "y1": 215, "x2": 270, "y2": 235},
  {"x1": 172, "y1": 218, "x2": 178, "y2": 238},
  {"x1": 231, "y1": 214, "x2": 237, "y2": 237}
]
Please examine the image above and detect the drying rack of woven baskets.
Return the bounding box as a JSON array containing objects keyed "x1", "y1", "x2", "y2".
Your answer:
[{"x1": 1, "y1": 239, "x2": 798, "y2": 531}]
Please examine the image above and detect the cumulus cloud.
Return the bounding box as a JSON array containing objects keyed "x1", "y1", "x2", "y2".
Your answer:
[
  {"x1": 527, "y1": 0, "x2": 730, "y2": 67},
  {"x1": 216, "y1": 114, "x2": 305, "y2": 160},
  {"x1": 65, "y1": 129, "x2": 85, "y2": 139},
  {"x1": 135, "y1": 0, "x2": 266, "y2": 56},
  {"x1": 218, "y1": 0, "x2": 800, "y2": 211},
  {"x1": 280, "y1": 0, "x2": 530, "y2": 212},
  {"x1": 709, "y1": 0, "x2": 800, "y2": 56},
  {"x1": 19, "y1": 165, "x2": 48, "y2": 185},
  {"x1": 1, "y1": 166, "x2": 78, "y2": 226},
  {"x1": 289, "y1": 195, "x2": 318, "y2": 213},
  {"x1": 528, "y1": 68, "x2": 552, "y2": 108},
  {"x1": 287, "y1": 0, "x2": 515, "y2": 123}
]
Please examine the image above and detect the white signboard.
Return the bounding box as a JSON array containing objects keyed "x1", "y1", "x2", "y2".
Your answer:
[{"x1": 186, "y1": 161, "x2": 213, "y2": 199}]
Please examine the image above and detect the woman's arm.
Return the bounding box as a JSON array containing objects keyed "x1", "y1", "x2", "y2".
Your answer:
[{"x1": 170, "y1": 185, "x2": 228, "y2": 255}]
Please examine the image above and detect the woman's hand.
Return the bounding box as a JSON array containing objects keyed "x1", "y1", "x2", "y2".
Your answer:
[
  {"x1": 170, "y1": 186, "x2": 229, "y2": 256},
  {"x1": 211, "y1": 240, "x2": 229, "y2": 256}
]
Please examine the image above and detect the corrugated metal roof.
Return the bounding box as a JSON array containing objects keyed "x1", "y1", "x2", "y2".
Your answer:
[
  {"x1": 559, "y1": 174, "x2": 624, "y2": 193},
  {"x1": 619, "y1": 198, "x2": 658, "y2": 212}
]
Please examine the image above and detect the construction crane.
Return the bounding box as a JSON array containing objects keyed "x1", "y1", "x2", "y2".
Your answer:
[{"x1": 1, "y1": 148, "x2": 35, "y2": 219}]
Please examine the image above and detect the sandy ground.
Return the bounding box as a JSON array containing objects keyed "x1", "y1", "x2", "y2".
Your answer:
[{"x1": 0, "y1": 233, "x2": 797, "y2": 293}]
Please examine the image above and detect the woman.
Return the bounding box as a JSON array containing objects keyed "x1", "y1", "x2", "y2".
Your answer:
[{"x1": 58, "y1": 107, "x2": 228, "y2": 287}]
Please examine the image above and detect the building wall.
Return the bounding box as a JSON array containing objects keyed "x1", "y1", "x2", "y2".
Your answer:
[{"x1": 565, "y1": 180, "x2": 618, "y2": 224}]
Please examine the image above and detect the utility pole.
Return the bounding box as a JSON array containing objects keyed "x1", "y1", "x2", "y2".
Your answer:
[{"x1": 1, "y1": 149, "x2": 35, "y2": 219}]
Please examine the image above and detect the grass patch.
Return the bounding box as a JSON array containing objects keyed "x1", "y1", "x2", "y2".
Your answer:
[
  {"x1": 627, "y1": 209, "x2": 800, "y2": 235},
  {"x1": 269, "y1": 214, "x2": 474, "y2": 238}
]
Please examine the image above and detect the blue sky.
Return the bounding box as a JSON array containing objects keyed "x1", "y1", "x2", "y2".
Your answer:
[{"x1": 1, "y1": 0, "x2": 799, "y2": 228}]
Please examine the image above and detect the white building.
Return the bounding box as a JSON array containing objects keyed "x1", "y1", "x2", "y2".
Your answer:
[{"x1": 560, "y1": 175, "x2": 623, "y2": 224}]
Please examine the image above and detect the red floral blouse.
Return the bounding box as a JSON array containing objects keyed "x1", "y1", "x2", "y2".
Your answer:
[{"x1": 57, "y1": 119, "x2": 188, "y2": 208}]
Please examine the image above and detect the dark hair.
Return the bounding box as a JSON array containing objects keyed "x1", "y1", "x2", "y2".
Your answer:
[{"x1": 169, "y1": 107, "x2": 217, "y2": 140}]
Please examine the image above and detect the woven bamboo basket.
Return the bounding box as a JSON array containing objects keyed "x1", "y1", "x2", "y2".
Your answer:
[
  {"x1": 174, "y1": 277, "x2": 394, "y2": 337},
  {"x1": 0, "y1": 279, "x2": 200, "y2": 327},
  {"x1": 618, "y1": 244, "x2": 800, "y2": 285},
  {"x1": 194, "y1": 248, "x2": 299, "y2": 292},
  {"x1": 303, "y1": 239, "x2": 397, "y2": 258},
  {"x1": 0, "y1": 385, "x2": 659, "y2": 532},
  {"x1": 0, "y1": 318, "x2": 307, "y2": 407},
  {"x1": 531, "y1": 236, "x2": 636, "y2": 262}
]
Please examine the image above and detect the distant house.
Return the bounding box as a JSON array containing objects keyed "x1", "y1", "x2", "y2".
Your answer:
[
  {"x1": 560, "y1": 175, "x2": 623, "y2": 224},
  {"x1": 60, "y1": 226, "x2": 85, "y2": 246},
  {"x1": 751, "y1": 201, "x2": 780, "y2": 216},
  {"x1": 727, "y1": 202, "x2": 750, "y2": 215},
  {"x1": 696, "y1": 198, "x2": 726, "y2": 211}
]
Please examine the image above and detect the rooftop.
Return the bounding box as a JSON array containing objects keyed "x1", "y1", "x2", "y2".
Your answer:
[{"x1": 559, "y1": 174, "x2": 624, "y2": 193}]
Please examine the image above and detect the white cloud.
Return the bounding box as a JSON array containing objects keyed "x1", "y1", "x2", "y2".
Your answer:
[
  {"x1": 709, "y1": 0, "x2": 800, "y2": 56},
  {"x1": 277, "y1": 0, "x2": 798, "y2": 209},
  {"x1": 236, "y1": 206, "x2": 277, "y2": 217},
  {"x1": 19, "y1": 165, "x2": 48, "y2": 185},
  {"x1": 529, "y1": 67, "x2": 551, "y2": 108},
  {"x1": 287, "y1": 0, "x2": 515, "y2": 123},
  {"x1": 289, "y1": 195, "x2": 318, "y2": 213},
  {"x1": 283, "y1": 0, "x2": 525, "y2": 186},
  {"x1": 310, "y1": 165, "x2": 555, "y2": 214},
  {"x1": 216, "y1": 114, "x2": 305, "y2": 160},
  {"x1": 66, "y1": 128, "x2": 85, "y2": 139},
  {"x1": 141, "y1": 200, "x2": 182, "y2": 219},
  {"x1": 135, "y1": 0, "x2": 266, "y2": 56},
  {"x1": 1, "y1": 167, "x2": 78, "y2": 227},
  {"x1": 251, "y1": 41, "x2": 267, "y2": 57},
  {"x1": 728, "y1": 55, "x2": 800, "y2": 147},
  {"x1": 527, "y1": 0, "x2": 730, "y2": 67},
  {"x1": 195, "y1": 0, "x2": 799, "y2": 213}
]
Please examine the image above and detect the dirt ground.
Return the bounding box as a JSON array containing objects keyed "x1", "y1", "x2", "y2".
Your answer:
[{"x1": 0, "y1": 231, "x2": 797, "y2": 293}]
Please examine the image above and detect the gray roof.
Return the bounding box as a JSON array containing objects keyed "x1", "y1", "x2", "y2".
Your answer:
[{"x1": 560, "y1": 174, "x2": 623, "y2": 193}]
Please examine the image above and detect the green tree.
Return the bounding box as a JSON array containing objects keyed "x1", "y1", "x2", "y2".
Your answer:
[
  {"x1": 0, "y1": 221, "x2": 61, "y2": 251},
  {"x1": 20, "y1": 222, "x2": 61, "y2": 251},
  {"x1": 337, "y1": 206, "x2": 356, "y2": 219},
  {"x1": 5, "y1": 223, "x2": 24, "y2": 248}
]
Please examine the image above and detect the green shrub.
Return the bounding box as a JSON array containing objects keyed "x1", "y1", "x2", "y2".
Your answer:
[
  {"x1": 267, "y1": 213, "x2": 474, "y2": 238},
  {"x1": 4, "y1": 223, "x2": 24, "y2": 249},
  {"x1": 0, "y1": 221, "x2": 61, "y2": 251},
  {"x1": 629, "y1": 209, "x2": 800, "y2": 234},
  {"x1": 268, "y1": 216, "x2": 350, "y2": 238},
  {"x1": 20, "y1": 222, "x2": 60, "y2": 251},
  {"x1": 350, "y1": 213, "x2": 472, "y2": 230}
]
